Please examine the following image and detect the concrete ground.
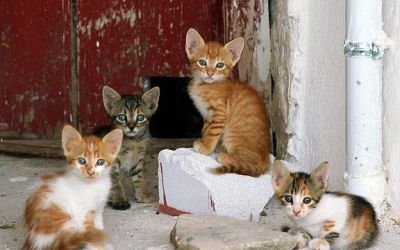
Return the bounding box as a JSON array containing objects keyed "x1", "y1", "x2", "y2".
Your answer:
[{"x1": 1, "y1": 153, "x2": 400, "y2": 250}]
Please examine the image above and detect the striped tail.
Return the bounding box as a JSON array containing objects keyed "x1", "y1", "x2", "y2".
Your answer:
[{"x1": 212, "y1": 153, "x2": 269, "y2": 177}]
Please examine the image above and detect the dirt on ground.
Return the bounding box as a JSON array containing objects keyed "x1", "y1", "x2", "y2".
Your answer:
[{"x1": 1, "y1": 153, "x2": 400, "y2": 250}]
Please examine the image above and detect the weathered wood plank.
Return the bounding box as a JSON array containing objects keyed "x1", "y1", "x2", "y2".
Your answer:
[
  {"x1": 0, "y1": 140, "x2": 62, "y2": 158},
  {"x1": 0, "y1": 138, "x2": 194, "y2": 158},
  {"x1": 76, "y1": 0, "x2": 222, "y2": 134}
]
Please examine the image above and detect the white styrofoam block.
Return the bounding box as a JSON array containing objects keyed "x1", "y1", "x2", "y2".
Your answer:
[{"x1": 158, "y1": 148, "x2": 275, "y2": 222}]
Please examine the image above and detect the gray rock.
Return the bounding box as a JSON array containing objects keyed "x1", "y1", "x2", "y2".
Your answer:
[{"x1": 170, "y1": 214, "x2": 297, "y2": 250}]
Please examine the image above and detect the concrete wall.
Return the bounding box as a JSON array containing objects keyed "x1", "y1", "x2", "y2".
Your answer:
[
  {"x1": 223, "y1": 1, "x2": 346, "y2": 191},
  {"x1": 383, "y1": 1, "x2": 400, "y2": 217},
  {"x1": 240, "y1": 0, "x2": 400, "y2": 216},
  {"x1": 225, "y1": 0, "x2": 400, "y2": 214},
  {"x1": 270, "y1": 0, "x2": 346, "y2": 190}
]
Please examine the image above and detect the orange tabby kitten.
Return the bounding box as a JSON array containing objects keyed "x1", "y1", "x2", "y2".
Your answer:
[
  {"x1": 23, "y1": 125, "x2": 122, "y2": 250},
  {"x1": 185, "y1": 28, "x2": 270, "y2": 177}
]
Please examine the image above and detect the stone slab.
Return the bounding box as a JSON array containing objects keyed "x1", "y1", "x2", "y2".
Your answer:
[{"x1": 170, "y1": 214, "x2": 297, "y2": 250}]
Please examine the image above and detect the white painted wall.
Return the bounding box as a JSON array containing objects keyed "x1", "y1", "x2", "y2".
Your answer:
[
  {"x1": 226, "y1": 1, "x2": 345, "y2": 191},
  {"x1": 267, "y1": 0, "x2": 400, "y2": 216},
  {"x1": 301, "y1": 1, "x2": 346, "y2": 190},
  {"x1": 224, "y1": 0, "x2": 400, "y2": 216},
  {"x1": 278, "y1": 1, "x2": 346, "y2": 190},
  {"x1": 383, "y1": 1, "x2": 400, "y2": 218}
]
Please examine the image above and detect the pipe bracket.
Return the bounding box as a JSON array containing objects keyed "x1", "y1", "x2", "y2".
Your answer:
[{"x1": 344, "y1": 41, "x2": 383, "y2": 59}]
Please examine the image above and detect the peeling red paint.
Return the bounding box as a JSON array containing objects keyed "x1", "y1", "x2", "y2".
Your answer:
[
  {"x1": 158, "y1": 203, "x2": 190, "y2": 217},
  {"x1": 159, "y1": 162, "x2": 168, "y2": 206},
  {"x1": 0, "y1": 0, "x2": 224, "y2": 137},
  {"x1": 0, "y1": 1, "x2": 72, "y2": 138},
  {"x1": 223, "y1": 0, "x2": 270, "y2": 92},
  {"x1": 76, "y1": 0, "x2": 223, "y2": 134},
  {"x1": 224, "y1": 0, "x2": 264, "y2": 48},
  {"x1": 158, "y1": 161, "x2": 191, "y2": 216}
]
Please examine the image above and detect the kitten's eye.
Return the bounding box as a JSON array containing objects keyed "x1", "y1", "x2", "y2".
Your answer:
[
  {"x1": 78, "y1": 157, "x2": 86, "y2": 165},
  {"x1": 303, "y1": 197, "x2": 312, "y2": 204},
  {"x1": 96, "y1": 159, "x2": 105, "y2": 166},
  {"x1": 284, "y1": 195, "x2": 293, "y2": 203},
  {"x1": 216, "y1": 62, "x2": 225, "y2": 68},
  {"x1": 198, "y1": 59, "x2": 207, "y2": 67},
  {"x1": 136, "y1": 114, "x2": 145, "y2": 122},
  {"x1": 117, "y1": 114, "x2": 127, "y2": 122}
]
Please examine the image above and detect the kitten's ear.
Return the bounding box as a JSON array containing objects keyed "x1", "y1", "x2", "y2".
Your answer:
[
  {"x1": 102, "y1": 129, "x2": 123, "y2": 157},
  {"x1": 62, "y1": 125, "x2": 82, "y2": 156},
  {"x1": 142, "y1": 87, "x2": 160, "y2": 115},
  {"x1": 271, "y1": 160, "x2": 291, "y2": 191},
  {"x1": 223, "y1": 37, "x2": 244, "y2": 65},
  {"x1": 310, "y1": 162, "x2": 329, "y2": 190},
  {"x1": 102, "y1": 86, "x2": 121, "y2": 114},
  {"x1": 185, "y1": 28, "x2": 205, "y2": 58}
]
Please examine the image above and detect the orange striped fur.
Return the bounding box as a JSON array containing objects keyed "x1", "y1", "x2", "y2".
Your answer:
[
  {"x1": 185, "y1": 28, "x2": 270, "y2": 177},
  {"x1": 23, "y1": 125, "x2": 122, "y2": 249}
]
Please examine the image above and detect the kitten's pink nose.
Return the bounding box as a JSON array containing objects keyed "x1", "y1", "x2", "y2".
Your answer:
[
  {"x1": 207, "y1": 68, "x2": 215, "y2": 77},
  {"x1": 87, "y1": 169, "x2": 95, "y2": 176}
]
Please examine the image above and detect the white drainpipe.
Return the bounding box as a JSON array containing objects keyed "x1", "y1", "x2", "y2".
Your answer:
[{"x1": 344, "y1": 0, "x2": 388, "y2": 212}]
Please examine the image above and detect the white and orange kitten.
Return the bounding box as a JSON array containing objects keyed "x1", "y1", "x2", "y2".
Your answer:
[{"x1": 23, "y1": 125, "x2": 122, "y2": 250}]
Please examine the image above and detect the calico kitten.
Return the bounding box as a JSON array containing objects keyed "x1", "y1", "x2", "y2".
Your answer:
[
  {"x1": 185, "y1": 28, "x2": 270, "y2": 177},
  {"x1": 102, "y1": 86, "x2": 160, "y2": 210},
  {"x1": 271, "y1": 160, "x2": 378, "y2": 250},
  {"x1": 23, "y1": 125, "x2": 122, "y2": 250}
]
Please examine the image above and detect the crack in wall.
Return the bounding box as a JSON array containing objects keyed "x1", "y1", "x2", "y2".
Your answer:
[{"x1": 70, "y1": 0, "x2": 79, "y2": 129}]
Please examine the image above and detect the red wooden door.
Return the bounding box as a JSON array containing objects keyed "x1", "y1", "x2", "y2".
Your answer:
[
  {"x1": 76, "y1": 0, "x2": 222, "y2": 133},
  {"x1": 0, "y1": 1, "x2": 72, "y2": 138},
  {"x1": 0, "y1": 0, "x2": 222, "y2": 138}
]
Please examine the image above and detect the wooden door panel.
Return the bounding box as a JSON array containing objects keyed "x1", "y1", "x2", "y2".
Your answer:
[
  {"x1": 0, "y1": 0, "x2": 224, "y2": 137},
  {"x1": 76, "y1": 0, "x2": 222, "y2": 133},
  {"x1": 0, "y1": 1, "x2": 72, "y2": 138}
]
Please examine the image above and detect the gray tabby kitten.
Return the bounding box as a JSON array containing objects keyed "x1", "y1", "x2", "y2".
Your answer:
[{"x1": 102, "y1": 86, "x2": 160, "y2": 210}]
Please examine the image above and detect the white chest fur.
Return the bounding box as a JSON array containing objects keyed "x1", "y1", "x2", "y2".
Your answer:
[
  {"x1": 295, "y1": 194, "x2": 349, "y2": 246},
  {"x1": 188, "y1": 84, "x2": 209, "y2": 120},
  {"x1": 47, "y1": 174, "x2": 111, "y2": 230}
]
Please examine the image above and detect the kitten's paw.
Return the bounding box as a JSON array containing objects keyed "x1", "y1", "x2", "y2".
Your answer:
[
  {"x1": 293, "y1": 230, "x2": 311, "y2": 249},
  {"x1": 193, "y1": 140, "x2": 202, "y2": 152},
  {"x1": 308, "y1": 238, "x2": 330, "y2": 250},
  {"x1": 193, "y1": 140, "x2": 212, "y2": 155},
  {"x1": 110, "y1": 201, "x2": 131, "y2": 210},
  {"x1": 135, "y1": 193, "x2": 155, "y2": 203}
]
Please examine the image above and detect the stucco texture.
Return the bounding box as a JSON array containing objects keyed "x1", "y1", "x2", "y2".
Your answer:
[{"x1": 270, "y1": 0, "x2": 345, "y2": 190}]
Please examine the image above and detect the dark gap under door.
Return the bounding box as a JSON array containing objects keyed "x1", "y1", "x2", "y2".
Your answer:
[{"x1": 149, "y1": 77, "x2": 202, "y2": 138}]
